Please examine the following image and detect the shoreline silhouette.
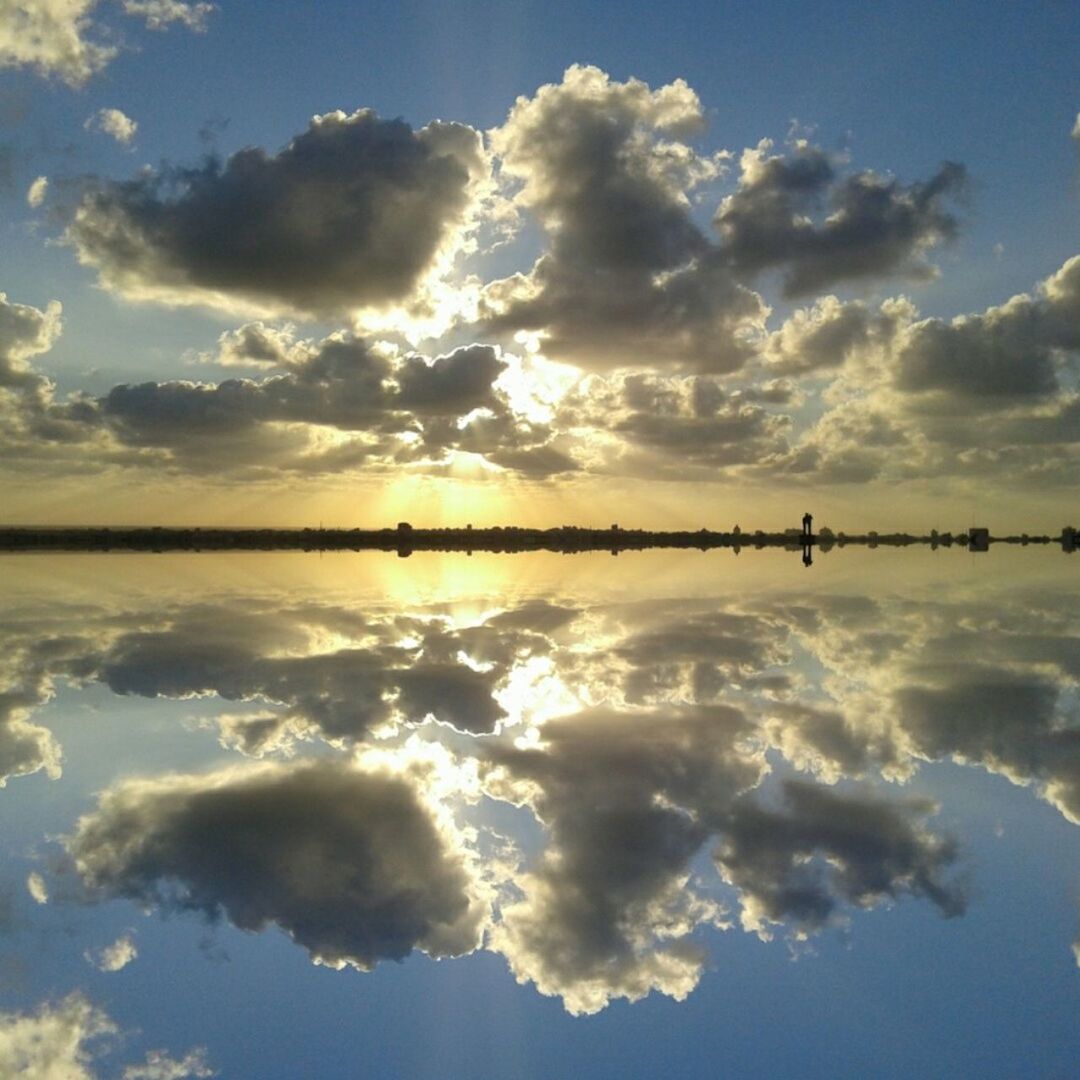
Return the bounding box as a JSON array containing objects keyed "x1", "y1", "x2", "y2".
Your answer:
[{"x1": 0, "y1": 523, "x2": 1075, "y2": 556}]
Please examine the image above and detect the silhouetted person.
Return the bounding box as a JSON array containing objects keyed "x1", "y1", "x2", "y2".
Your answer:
[{"x1": 802, "y1": 512, "x2": 812, "y2": 538}]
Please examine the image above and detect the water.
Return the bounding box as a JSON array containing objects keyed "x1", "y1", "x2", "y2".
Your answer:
[{"x1": 1, "y1": 549, "x2": 1078, "y2": 1078}]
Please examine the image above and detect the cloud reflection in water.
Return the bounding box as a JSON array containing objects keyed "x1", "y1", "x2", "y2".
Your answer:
[{"x1": 1, "y1": 574, "x2": 1078, "y2": 1016}]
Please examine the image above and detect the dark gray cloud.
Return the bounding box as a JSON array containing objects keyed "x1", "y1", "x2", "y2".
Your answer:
[
  {"x1": 717, "y1": 780, "x2": 965, "y2": 937},
  {"x1": 67, "y1": 109, "x2": 487, "y2": 317},
  {"x1": 95, "y1": 603, "x2": 511, "y2": 739},
  {"x1": 891, "y1": 662, "x2": 1080, "y2": 824},
  {"x1": 716, "y1": 141, "x2": 966, "y2": 297},
  {"x1": 480, "y1": 66, "x2": 766, "y2": 372},
  {"x1": 613, "y1": 606, "x2": 790, "y2": 704},
  {"x1": 70, "y1": 338, "x2": 563, "y2": 476},
  {"x1": 894, "y1": 254, "x2": 1080, "y2": 406},
  {"x1": 394, "y1": 345, "x2": 506, "y2": 415},
  {"x1": 485, "y1": 704, "x2": 764, "y2": 1014},
  {"x1": 66, "y1": 759, "x2": 487, "y2": 970}
]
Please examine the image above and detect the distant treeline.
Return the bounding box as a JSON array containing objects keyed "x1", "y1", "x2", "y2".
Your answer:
[{"x1": 0, "y1": 523, "x2": 1077, "y2": 554}]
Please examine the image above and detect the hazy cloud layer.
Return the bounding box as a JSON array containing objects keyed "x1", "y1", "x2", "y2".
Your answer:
[{"x1": 67, "y1": 110, "x2": 489, "y2": 318}]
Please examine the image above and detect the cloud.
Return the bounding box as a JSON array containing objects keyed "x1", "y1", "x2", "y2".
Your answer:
[
  {"x1": 761, "y1": 593, "x2": 1080, "y2": 825},
  {"x1": 0, "y1": 688, "x2": 62, "y2": 787},
  {"x1": 93, "y1": 602, "x2": 520, "y2": 739},
  {"x1": 85, "y1": 107, "x2": 138, "y2": 146},
  {"x1": 66, "y1": 759, "x2": 488, "y2": 970},
  {"x1": 85, "y1": 932, "x2": 138, "y2": 971},
  {"x1": 0, "y1": 992, "x2": 116, "y2": 1080},
  {"x1": 121, "y1": 0, "x2": 213, "y2": 32},
  {"x1": 716, "y1": 139, "x2": 966, "y2": 297},
  {"x1": 718, "y1": 780, "x2": 965, "y2": 939},
  {"x1": 0, "y1": 0, "x2": 117, "y2": 86},
  {"x1": 758, "y1": 253, "x2": 1080, "y2": 485},
  {"x1": 553, "y1": 371, "x2": 793, "y2": 480},
  {"x1": 484, "y1": 704, "x2": 764, "y2": 1014},
  {"x1": 891, "y1": 262, "x2": 1080, "y2": 404},
  {"x1": 762, "y1": 295, "x2": 914, "y2": 376},
  {"x1": 27, "y1": 872, "x2": 48, "y2": 904},
  {"x1": 477, "y1": 68, "x2": 967, "y2": 372},
  {"x1": 26, "y1": 175, "x2": 48, "y2": 207},
  {"x1": 66, "y1": 110, "x2": 489, "y2": 319},
  {"x1": 205, "y1": 321, "x2": 314, "y2": 369},
  {"x1": 0, "y1": 291, "x2": 63, "y2": 390},
  {"x1": 889, "y1": 663, "x2": 1080, "y2": 825},
  {"x1": 480, "y1": 65, "x2": 766, "y2": 372},
  {"x1": 0, "y1": 0, "x2": 212, "y2": 86},
  {"x1": 1, "y1": 322, "x2": 573, "y2": 477},
  {"x1": 122, "y1": 1048, "x2": 214, "y2": 1080},
  {"x1": 0, "y1": 992, "x2": 213, "y2": 1079}
]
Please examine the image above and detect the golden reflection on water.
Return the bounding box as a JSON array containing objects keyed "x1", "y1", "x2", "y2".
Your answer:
[{"x1": 3, "y1": 543, "x2": 1073, "y2": 608}]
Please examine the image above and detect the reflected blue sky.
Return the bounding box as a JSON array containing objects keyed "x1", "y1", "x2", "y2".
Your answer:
[{"x1": 1, "y1": 551, "x2": 1078, "y2": 1077}]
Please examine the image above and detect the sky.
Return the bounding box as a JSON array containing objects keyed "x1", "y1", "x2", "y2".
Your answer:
[{"x1": 1, "y1": 0, "x2": 1079, "y2": 529}]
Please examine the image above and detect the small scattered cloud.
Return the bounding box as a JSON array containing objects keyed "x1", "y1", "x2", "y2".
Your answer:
[
  {"x1": 121, "y1": 0, "x2": 214, "y2": 32},
  {"x1": 85, "y1": 107, "x2": 138, "y2": 146},
  {"x1": 0, "y1": 992, "x2": 213, "y2": 1079},
  {"x1": 0, "y1": 0, "x2": 214, "y2": 87},
  {"x1": 85, "y1": 932, "x2": 138, "y2": 972},
  {"x1": 26, "y1": 872, "x2": 48, "y2": 904},
  {"x1": 26, "y1": 175, "x2": 48, "y2": 208},
  {"x1": 0, "y1": 992, "x2": 115, "y2": 1080}
]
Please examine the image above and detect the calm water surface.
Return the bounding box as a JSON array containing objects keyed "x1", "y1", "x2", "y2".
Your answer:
[{"x1": 2, "y1": 549, "x2": 1078, "y2": 1078}]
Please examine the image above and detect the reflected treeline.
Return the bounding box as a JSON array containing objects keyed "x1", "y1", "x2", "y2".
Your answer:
[
  {"x1": 1, "y1": 522, "x2": 1079, "y2": 557},
  {"x1": 4, "y1": 583, "x2": 1080, "y2": 1014}
]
